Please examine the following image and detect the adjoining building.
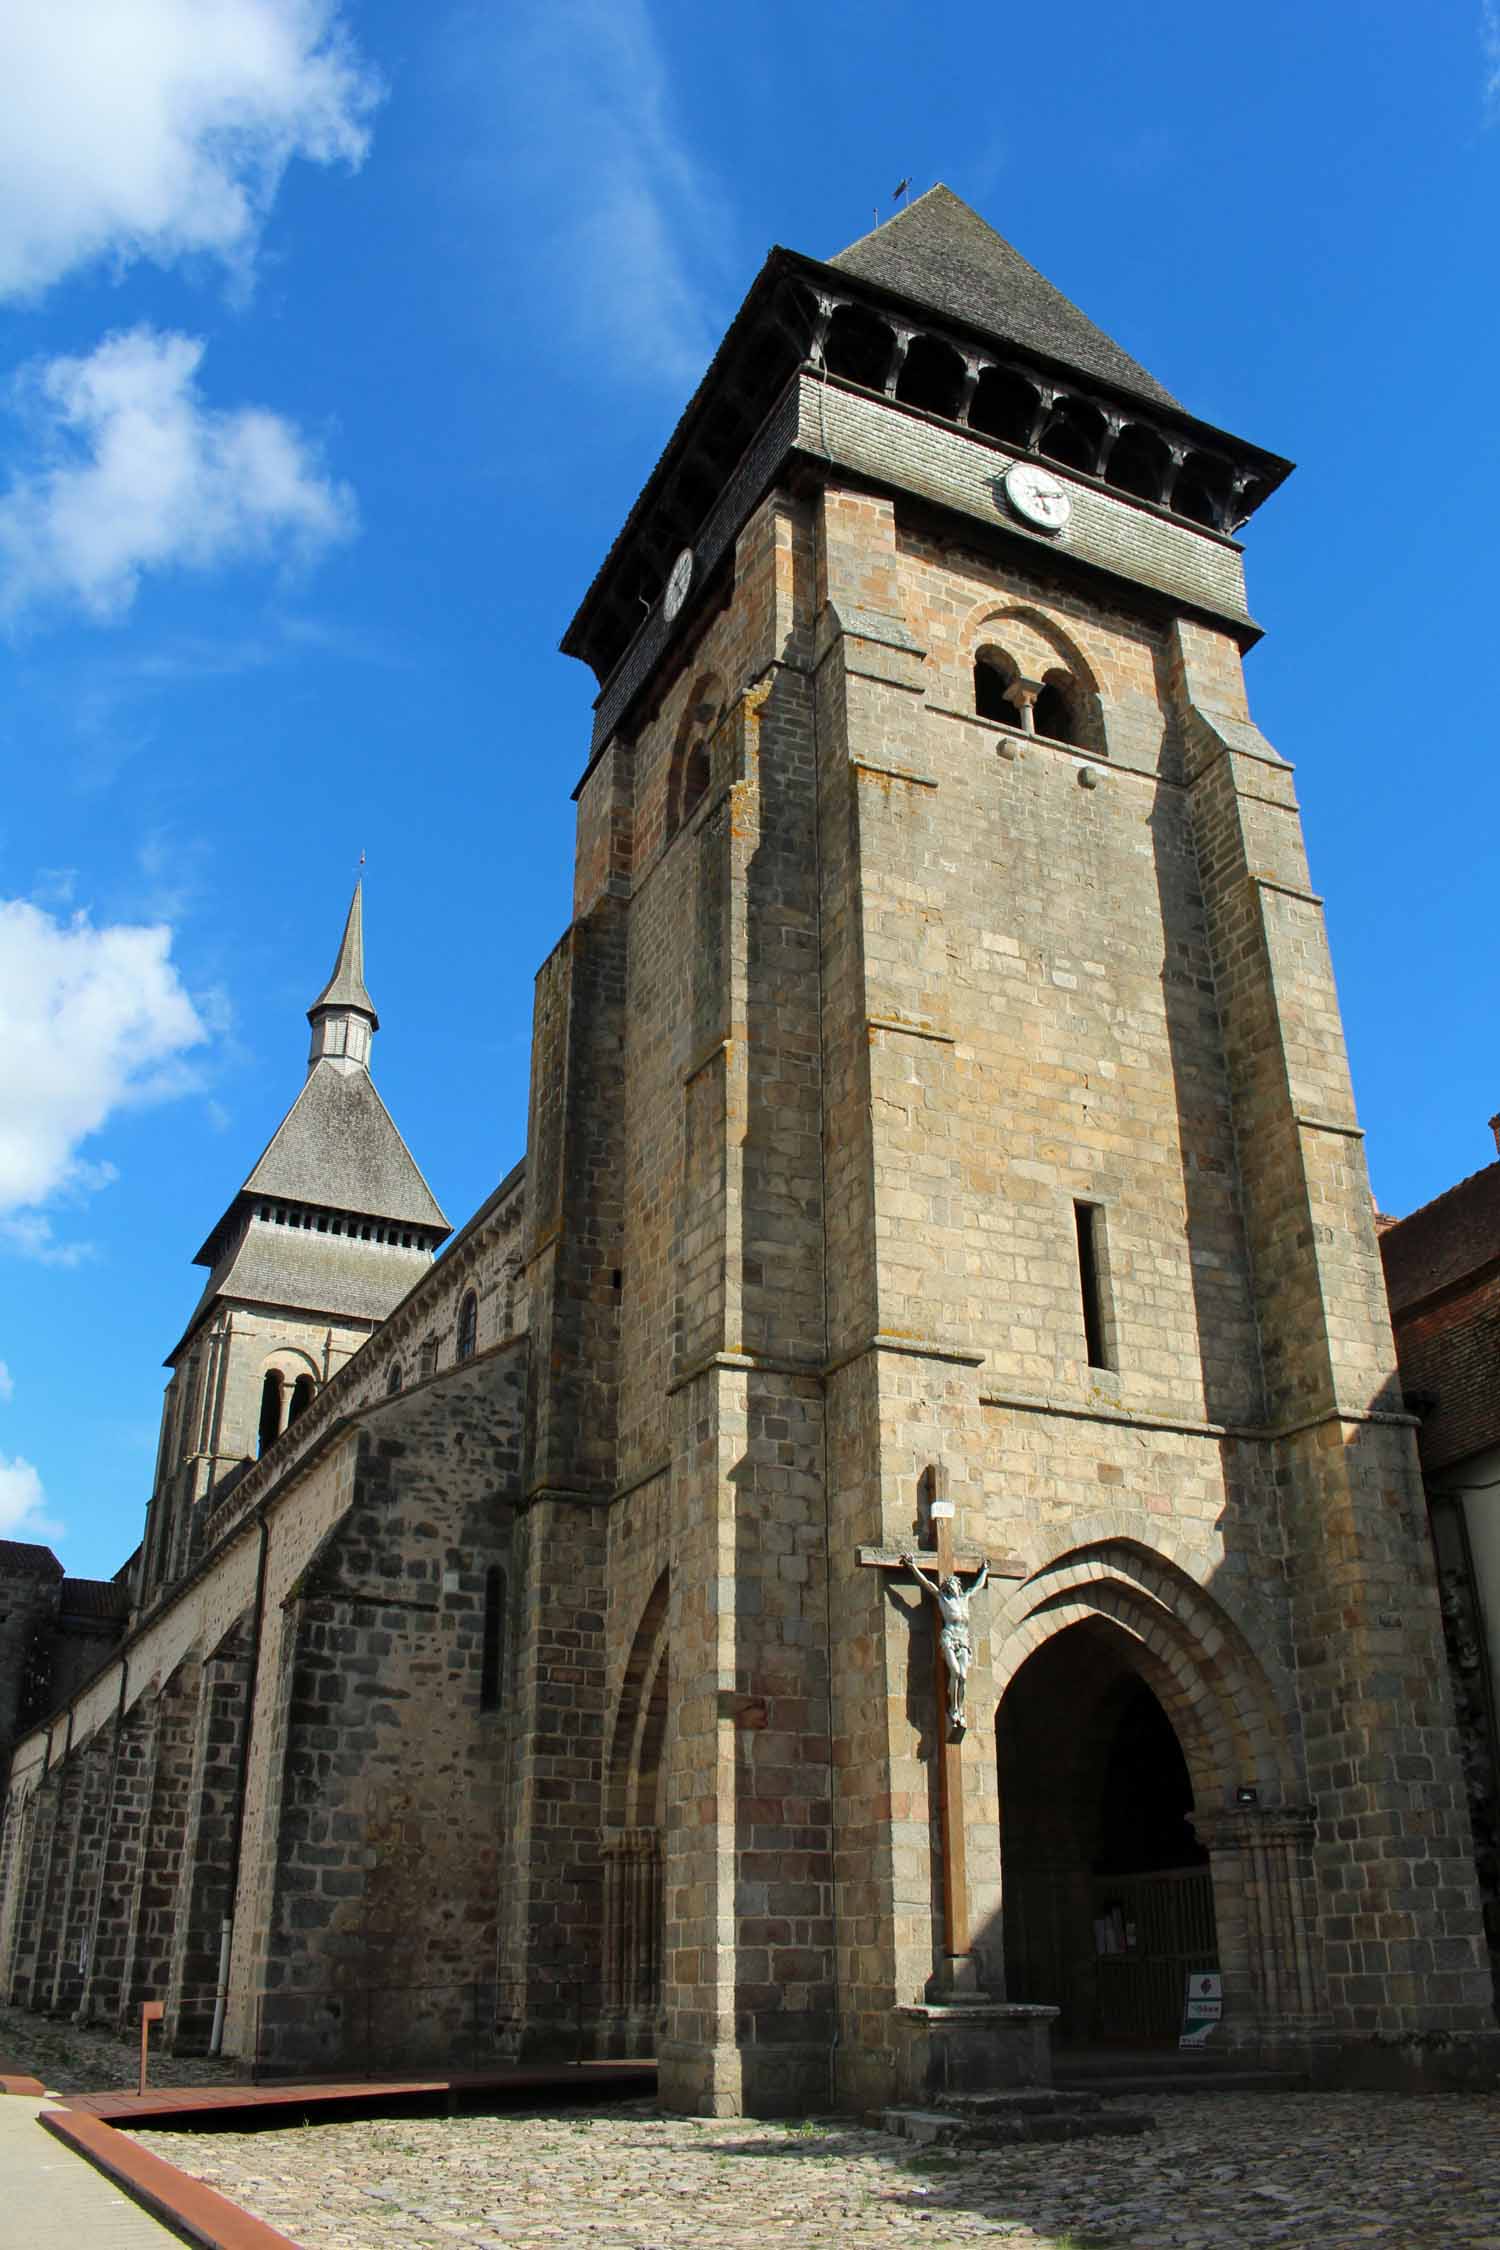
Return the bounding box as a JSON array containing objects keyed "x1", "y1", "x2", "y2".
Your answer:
[{"x1": 1, "y1": 187, "x2": 1494, "y2": 2107}]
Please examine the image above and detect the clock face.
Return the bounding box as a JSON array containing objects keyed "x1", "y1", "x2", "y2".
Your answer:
[
  {"x1": 1004, "y1": 464, "x2": 1070, "y2": 534},
  {"x1": 663, "y1": 546, "x2": 694, "y2": 622}
]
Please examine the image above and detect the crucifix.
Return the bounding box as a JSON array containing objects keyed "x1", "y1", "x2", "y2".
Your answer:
[{"x1": 859, "y1": 1465, "x2": 1026, "y2": 1986}]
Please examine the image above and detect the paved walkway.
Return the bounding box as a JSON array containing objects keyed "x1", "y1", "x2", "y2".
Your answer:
[
  {"x1": 0, "y1": 2094, "x2": 186, "y2": 2248},
  {"x1": 130, "y1": 2087, "x2": 1500, "y2": 2249}
]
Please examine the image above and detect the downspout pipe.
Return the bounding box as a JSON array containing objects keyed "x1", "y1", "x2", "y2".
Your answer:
[{"x1": 209, "y1": 1511, "x2": 269, "y2": 2057}]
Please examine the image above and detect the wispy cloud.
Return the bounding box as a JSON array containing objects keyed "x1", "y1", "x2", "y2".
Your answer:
[
  {"x1": 0, "y1": 326, "x2": 357, "y2": 627},
  {"x1": 1485, "y1": 4, "x2": 1500, "y2": 119},
  {"x1": 0, "y1": 1361, "x2": 13, "y2": 1403},
  {"x1": 0, "y1": 894, "x2": 210, "y2": 1262},
  {"x1": 450, "y1": 0, "x2": 731, "y2": 389},
  {"x1": 0, "y1": 0, "x2": 380, "y2": 302},
  {"x1": 0, "y1": 1454, "x2": 61, "y2": 1542}
]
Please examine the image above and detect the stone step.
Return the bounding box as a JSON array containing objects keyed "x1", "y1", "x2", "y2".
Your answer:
[
  {"x1": 935, "y1": 2086, "x2": 1103, "y2": 2117},
  {"x1": 881, "y1": 2099, "x2": 1153, "y2": 2148},
  {"x1": 1054, "y1": 2065, "x2": 1309, "y2": 2099}
]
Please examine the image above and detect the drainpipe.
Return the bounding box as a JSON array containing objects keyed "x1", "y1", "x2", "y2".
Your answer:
[{"x1": 209, "y1": 1511, "x2": 270, "y2": 2056}]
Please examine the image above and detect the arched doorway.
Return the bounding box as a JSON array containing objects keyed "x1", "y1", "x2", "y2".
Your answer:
[
  {"x1": 601, "y1": 1574, "x2": 669, "y2": 2055},
  {"x1": 997, "y1": 1620, "x2": 1217, "y2": 2046}
]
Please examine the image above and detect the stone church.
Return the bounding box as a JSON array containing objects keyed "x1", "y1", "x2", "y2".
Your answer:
[{"x1": 1, "y1": 187, "x2": 1495, "y2": 2111}]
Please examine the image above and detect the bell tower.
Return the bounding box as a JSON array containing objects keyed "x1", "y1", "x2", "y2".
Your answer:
[
  {"x1": 512, "y1": 186, "x2": 1495, "y2": 2110},
  {"x1": 136, "y1": 882, "x2": 449, "y2": 1607}
]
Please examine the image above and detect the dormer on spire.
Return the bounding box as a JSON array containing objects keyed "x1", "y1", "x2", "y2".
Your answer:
[{"x1": 307, "y1": 879, "x2": 379, "y2": 1076}]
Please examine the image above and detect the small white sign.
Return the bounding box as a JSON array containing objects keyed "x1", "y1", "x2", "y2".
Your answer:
[
  {"x1": 930, "y1": 1500, "x2": 955, "y2": 1519},
  {"x1": 1180, "y1": 1970, "x2": 1222, "y2": 2049}
]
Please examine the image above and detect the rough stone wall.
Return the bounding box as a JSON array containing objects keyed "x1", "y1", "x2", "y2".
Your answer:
[
  {"x1": 0, "y1": 1552, "x2": 62, "y2": 1783},
  {"x1": 251, "y1": 1343, "x2": 526, "y2": 2073}
]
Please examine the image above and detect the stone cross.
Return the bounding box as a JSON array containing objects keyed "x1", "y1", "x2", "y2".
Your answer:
[{"x1": 859, "y1": 1464, "x2": 1025, "y2": 1984}]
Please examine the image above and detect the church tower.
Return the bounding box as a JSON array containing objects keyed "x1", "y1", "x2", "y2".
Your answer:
[
  {"x1": 137, "y1": 883, "x2": 448, "y2": 1605},
  {"x1": 510, "y1": 187, "x2": 1495, "y2": 2109}
]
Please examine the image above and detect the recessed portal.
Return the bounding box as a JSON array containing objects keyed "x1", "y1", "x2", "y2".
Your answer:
[{"x1": 997, "y1": 1620, "x2": 1217, "y2": 2044}]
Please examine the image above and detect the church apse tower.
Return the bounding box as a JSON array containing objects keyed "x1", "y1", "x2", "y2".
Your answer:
[
  {"x1": 137, "y1": 882, "x2": 448, "y2": 1604},
  {"x1": 510, "y1": 185, "x2": 1495, "y2": 2110}
]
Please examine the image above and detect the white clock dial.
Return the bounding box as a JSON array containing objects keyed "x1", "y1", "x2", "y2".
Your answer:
[
  {"x1": 663, "y1": 546, "x2": 694, "y2": 622},
  {"x1": 1004, "y1": 464, "x2": 1071, "y2": 534}
]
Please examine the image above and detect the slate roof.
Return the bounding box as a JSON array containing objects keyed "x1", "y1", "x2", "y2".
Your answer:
[
  {"x1": 830, "y1": 186, "x2": 1180, "y2": 412},
  {"x1": 309, "y1": 879, "x2": 378, "y2": 1026},
  {"x1": 178, "y1": 1221, "x2": 432, "y2": 1348},
  {"x1": 0, "y1": 1540, "x2": 62, "y2": 1578},
  {"x1": 58, "y1": 1577, "x2": 130, "y2": 1622},
  {"x1": 235, "y1": 1065, "x2": 447, "y2": 1238},
  {"x1": 1380, "y1": 1161, "x2": 1500, "y2": 1315}
]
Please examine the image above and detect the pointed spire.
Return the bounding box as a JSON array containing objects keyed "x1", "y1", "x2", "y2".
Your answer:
[{"x1": 307, "y1": 879, "x2": 379, "y2": 1075}]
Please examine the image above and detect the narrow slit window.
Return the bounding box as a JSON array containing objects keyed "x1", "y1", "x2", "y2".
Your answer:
[
  {"x1": 1074, "y1": 1201, "x2": 1112, "y2": 1370},
  {"x1": 480, "y1": 1565, "x2": 506, "y2": 1710}
]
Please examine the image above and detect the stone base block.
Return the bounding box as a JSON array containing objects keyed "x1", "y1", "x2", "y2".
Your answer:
[
  {"x1": 657, "y1": 2036, "x2": 834, "y2": 2117},
  {"x1": 891, "y1": 2001, "x2": 1059, "y2": 2105},
  {"x1": 1312, "y1": 2029, "x2": 1500, "y2": 2093}
]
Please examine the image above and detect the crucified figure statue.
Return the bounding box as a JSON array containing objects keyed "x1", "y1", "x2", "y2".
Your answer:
[{"x1": 902, "y1": 1553, "x2": 989, "y2": 1735}]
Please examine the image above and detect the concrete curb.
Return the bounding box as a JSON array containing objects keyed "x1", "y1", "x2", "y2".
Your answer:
[{"x1": 40, "y1": 2105, "x2": 305, "y2": 2250}]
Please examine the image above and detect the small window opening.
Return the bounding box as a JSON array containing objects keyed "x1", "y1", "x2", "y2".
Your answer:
[
  {"x1": 894, "y1": 333, "x2": 966, "y2": 419},
  {"x1": 975, "y1": 652, "x2": 1019, "y2": 724},
  {"x1": 1033, "y1": 675, "x2": 1079, "y2": 746},
  {"x1": 257, "y1": 1371, "x2": 283, "y2": 1458},
  {"x1": 457, "y1": 1290, "x2": 478, "y2": 1363},
  {"x1": 1074, "y1": 1201, "x2": 1112, "y2": 1371},
  {"x1": 969, "y1": 366, "x2": 1041, "y2": 447},
  {"x1": 288, "y1": 1374, "x2": 315, "y2": 1425},
  {"x1": 480, "y1": 1565, "x2": 506, "y2": 1710},
  {"x1": 680, "y1": 741, "x2": 710, "y2": 825},
  {"x1": 386, "y1": 1362, "x2": 403, "y2": 1396}
]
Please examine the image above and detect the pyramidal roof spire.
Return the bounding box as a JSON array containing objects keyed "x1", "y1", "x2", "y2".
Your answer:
[
  {"x1": 830, "y1": 184, "x2": 1180, "y2": 411},
  {"x1": 307, "y1": 878, "x2": 378, "y2": 1074}
]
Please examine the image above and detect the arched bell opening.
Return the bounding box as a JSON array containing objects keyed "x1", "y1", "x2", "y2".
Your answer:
[
  {"x1": 1172, "y1": 451, "x2": 1231, "y2": 530},
  {"x1": 1039, "y1": 397, "x2": 1106, "y2": 477},
  {"x1": 1108, "y1": 422, "x2": 1172, "y2": 505},
  {"x1": 970, "y1": 365, "x2": 1042, "y2": 447},
  {"x1": 996, "y1": 1619, "x2": 1217, "y2": 2050},
  {"x1": 256, "y1": 1371, "x2": 283, "y2": 1458},
  {"x1": 895, "y1": 332, "x2": 967, "y2": 419},
  {"x1": 823, "y1": 302, "x2": 897, "y2": 391}
]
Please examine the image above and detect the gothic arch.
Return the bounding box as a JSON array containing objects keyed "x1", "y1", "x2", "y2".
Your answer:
[
  {"x1": 602, "y1": 1572, "x2": 670, "y2": 2046},
  {"x1": 606, "y1": 1571, "x2": 670, "y2": 1828},
  {"x1": 991, "y1": 1537, "x2": 1298, "y2": 1802},
  {"x1": 993, "y1": 1538, "x2": 1324, "y2": 2042}
]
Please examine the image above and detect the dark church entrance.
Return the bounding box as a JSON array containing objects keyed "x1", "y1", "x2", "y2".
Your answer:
[{"x1": 997, "y1": 1621, "x2": 1218, "y2": 2045}]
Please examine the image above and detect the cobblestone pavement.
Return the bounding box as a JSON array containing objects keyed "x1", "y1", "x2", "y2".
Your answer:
[
  {"x1": 131, "y1": 2089, "x2": 1500, "y2": 2250},
  {"x1": 0, "y1": 1999, "x2": 243, "y2": 2094}
]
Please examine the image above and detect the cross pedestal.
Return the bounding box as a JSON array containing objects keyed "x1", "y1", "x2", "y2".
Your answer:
[{"x1": 859, "y1": 1466, "x2": 1060, "y2": 2102}]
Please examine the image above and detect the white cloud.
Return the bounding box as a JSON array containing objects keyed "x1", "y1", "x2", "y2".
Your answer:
[
  {"x1": 0, "y1": 326, "x2": 357, "y2": 623},
  {"x1": 0, "y1": 0, "x2": 379, "y2": 301},
  {"x1": 0, "y1": 898, "x2": 209, "y2": 1256},
  {"x1": 454, "y1": 0, "x2": 729, "y2": 388},
  {"x1": 0, "y1": 1455, "x2": 62, "y2": 1542},
  {"x1": 1486, "y1": 4, "x2": 1500, "y2": 118},
  {"x1": 0, "y1": 1360, "x2": 12, "y2": 1402}
]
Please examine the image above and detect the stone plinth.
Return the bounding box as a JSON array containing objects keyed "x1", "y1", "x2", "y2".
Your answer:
[{"x1": 892, "y1": 2001, "x2": 1058, "y2": 2104}]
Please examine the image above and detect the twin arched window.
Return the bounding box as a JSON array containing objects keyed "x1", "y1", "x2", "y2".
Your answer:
[
  {"x1": 457, "y1": 1290, "x2": 478, "y2": 1363},
  {"x1": 974, "y1": 650, "x2": 1085, "y2": 749}
]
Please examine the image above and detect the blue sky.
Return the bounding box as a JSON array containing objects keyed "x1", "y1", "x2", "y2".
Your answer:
[{"x1": 2, "y1": 0, "x2": 1498, "y2": 1575}]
